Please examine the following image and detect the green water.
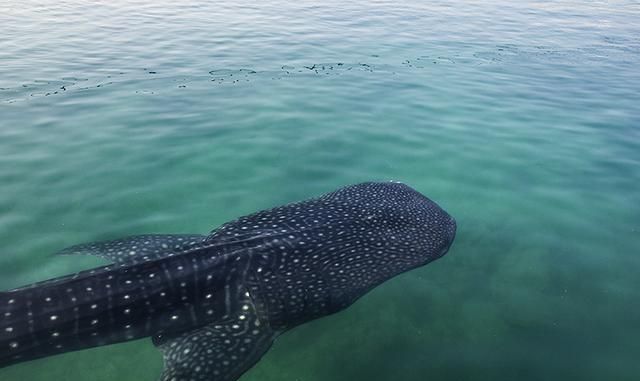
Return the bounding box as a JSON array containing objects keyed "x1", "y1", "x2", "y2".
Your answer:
[{"x1": 1, "y1": 0, "x2": 639, "y2": 380}]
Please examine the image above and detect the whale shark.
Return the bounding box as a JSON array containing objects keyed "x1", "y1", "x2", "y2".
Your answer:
[{"x1": 0, "y1": 182, "x2": 456, "y2": 381}]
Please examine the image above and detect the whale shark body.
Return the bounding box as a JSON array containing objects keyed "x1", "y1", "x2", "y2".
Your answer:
[{"x1": 0, "y1": 182, "x2": 456, "y2": 381}]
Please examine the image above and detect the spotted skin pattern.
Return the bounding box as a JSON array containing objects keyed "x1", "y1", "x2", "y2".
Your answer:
[{"x1": 0, "y1": 182, "x2": 456, "y2": 381}]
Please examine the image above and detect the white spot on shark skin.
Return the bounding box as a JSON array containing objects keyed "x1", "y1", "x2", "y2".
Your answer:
[
  {"x1": 5, "y1": 327, "x2": 13, "y2": 332},
  {"x1": 50, "y1": 315, "x2": 58, "y2": 321}
]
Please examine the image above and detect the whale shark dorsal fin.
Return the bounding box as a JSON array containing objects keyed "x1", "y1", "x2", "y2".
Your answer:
[
  {"x1": 55, "y1": 234, "x2": 206, "y2": 264},
  {"x1": 154, "y1": 291, "x2": 276, "y2": 381}
]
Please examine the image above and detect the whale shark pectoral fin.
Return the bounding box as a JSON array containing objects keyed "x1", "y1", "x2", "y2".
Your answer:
[
  {"x1": 154, "y1": 310, "x2": 276, "y2": 381},
  {"x1": 55, "y1": 234, "x2": 206, "y2": 264}
]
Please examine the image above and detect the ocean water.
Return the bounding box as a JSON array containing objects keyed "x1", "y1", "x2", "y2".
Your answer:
[{"x1": 1, "y1": 0, "x2": 639, "y2": 380}]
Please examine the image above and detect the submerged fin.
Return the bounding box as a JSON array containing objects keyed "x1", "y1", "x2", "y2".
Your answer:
[
  {"x1": 154, "y1": 291, "x2": 276, "y2": 381},
  {"x1": 55, "y1": 234, "x2": 206, "y2": 264}
]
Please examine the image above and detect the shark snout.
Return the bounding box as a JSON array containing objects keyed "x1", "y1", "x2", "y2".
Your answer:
[
  {"x1": 447, "y1": 215, "x2": 457, "y2": 244},
  {"x1": 443, "y1": 215, "x2": 457, "y2": 254}
]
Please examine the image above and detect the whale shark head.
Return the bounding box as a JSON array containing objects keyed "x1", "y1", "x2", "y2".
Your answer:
[
  {"x1": 208, "y1": 181, "x2": 458, "y2": 318},
  {"x1": 294, "y1": 181, "x2": 457, "y2": 312},
  {"x1": 325, "y1": 181, "x2": 456, "y2": 264},
  {"x1": 205, "y1": 181, "x2": 457, "y2": 319}
]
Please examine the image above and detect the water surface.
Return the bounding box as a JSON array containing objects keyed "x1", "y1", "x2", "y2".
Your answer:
[{"x1": 1, "y1": 1, "x2": 639, "y2": 380}]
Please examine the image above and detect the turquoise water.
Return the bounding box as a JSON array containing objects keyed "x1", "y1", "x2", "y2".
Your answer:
[{"x1": 1, "y1": 0, "x2": 639, "y2": 380}]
